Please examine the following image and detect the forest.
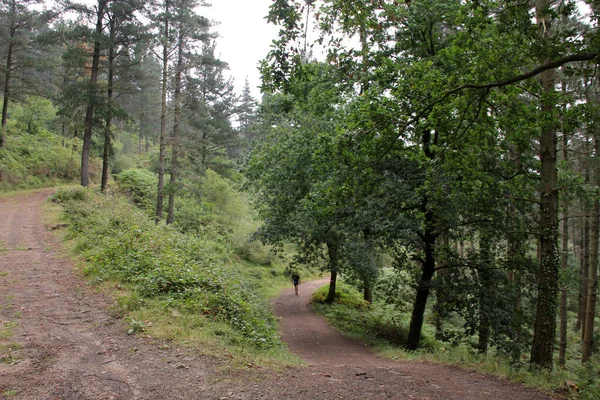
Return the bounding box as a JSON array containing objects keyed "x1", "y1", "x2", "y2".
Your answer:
[{"x1": 1, "y1": 0, "x2": 600, "y2": 398}]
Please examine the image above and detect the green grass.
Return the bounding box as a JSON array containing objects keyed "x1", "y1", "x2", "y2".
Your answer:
[
  {"x1": 0, "y1": 321, "x2": 17, "y2": 340},
  {"x1": 126, "y1": 301, "x2": 301, "y2": 368},
  {"x1": 0, "y1": 129, "x2": 82, "y2": 192},
  {"x1": 0, "y1": 342, "x2": 22, "y2": 365},
  {"x1": 0, "y1": 187, "x2": 46, "y2": 198},
  {"x1": 49, "y1": 187, "x2": 309, "y2": 367}
]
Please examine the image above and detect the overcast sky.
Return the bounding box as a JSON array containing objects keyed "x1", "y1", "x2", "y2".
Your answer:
[{"x1": 201, "y1": 0, "x2": 279, "y2": 101}]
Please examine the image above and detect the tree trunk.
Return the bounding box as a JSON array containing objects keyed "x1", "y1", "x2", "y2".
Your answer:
[
  {"x1": 1, "y1": 0, "x2": 18, "y2": 148},
  {"x1": 155, "y1": 0, "x2": 170, "y2": 223},
  {"x1": 434, "y1": 237, "x2": 449, "y2": 341},
  {"x1": 101, "y1": 19, "x2": 116, "y2": 193},
  {"x1": 363, "y1": 281, "x2": 373, "y2": 304},
  {"x1": 1, "y1": 40, "x2": 14, "y2": 148},
  {"x1": 582, "y1": 129, "x2": 600, "y2": 362},
  {"x1": 325, "y1": 241, "x2": 339, "y2": 304},
  {"x1": 579, "y1": 155, "x2": 591, "y2": 334},
  {"x1": 559, "y1": 133, "x2": 569, "y2": 367},
  {"x1": 575, "y1": 216, "x2": 584, "y2": 331},
  {"x1": 81, "y1": 0, "x2": 107, "y2": 187},
  {"x1": 530, "y1": 0, "x2": 560, "y2": 370},
  {"x1": 166, "y1": 32, "x2": 184, "y2": 225},
  {"x1": 478, "y1": 232, "x2": 493, "y2": 354},
  {"x1": 407, "y1": 212, "x2": 436, "y2": 350}
]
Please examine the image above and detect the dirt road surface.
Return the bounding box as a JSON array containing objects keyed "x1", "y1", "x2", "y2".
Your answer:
[{"x1": 0, "y1": 190, "x2": 558, "y2": 399}]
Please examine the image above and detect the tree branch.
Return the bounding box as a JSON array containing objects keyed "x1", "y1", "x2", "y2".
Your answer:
[
  {"x1": 457, "y1": 53, "x2": 598, "y2": 92},
  {"x1": 427, "y1": 53, "x2": 599, "y2": 113}
]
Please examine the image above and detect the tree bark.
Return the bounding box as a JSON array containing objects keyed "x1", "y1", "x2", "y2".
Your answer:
[
  {"x1": 101, "y1": 19, "x2": 116, "y2": 193},
  {"x1": 81, "y1": 0, "x2": 107, "y2": 187},
  {"x1": 363, "y1": 281, "x2": 373, "y2": 304},
  {"x1": 582, "y1": 128, "x2": 600, "y2": 362},
  {"x1": 1, "y1": 0, "x2": 18, "y2": 148},
  {"x1": 155, "y1": 0, "x2": 170, "y2": 223},
  {"x1": 407, "y1": 211, "x2": 437, "y2": 350},
  {"x1": 559, "y1": 133, "x2": 569, "y2": 367},
  {"x1": 1, "y1": 39, "x2": 14, "y2": 148},
  {"x1": 578, "y1": 153, "x2": 590, "y2": 334},
  {"x1": 530, "y1": 0, "x2": 559, "y2": 370},
  {"x1": 166, "y1": 31, "x2": 184, "y2": 225},
  {"x1": 325, "y1": 241, "x2": 339, "y2": 304}
]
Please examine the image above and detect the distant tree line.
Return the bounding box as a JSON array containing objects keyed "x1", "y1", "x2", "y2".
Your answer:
[{"x1": 0, "y1": 0, "x2": 259, "y2": 220}]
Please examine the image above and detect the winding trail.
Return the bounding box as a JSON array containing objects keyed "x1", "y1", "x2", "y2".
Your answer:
[
  {"x1": 273, "y1": 278, "x2": 387, "y2": 366},
  {"x1": 267, "y1": 279, "x2": 559, "y2": 400},
  {"x1": 0, "y1": 190, "x2": 559, "y2": 399}
]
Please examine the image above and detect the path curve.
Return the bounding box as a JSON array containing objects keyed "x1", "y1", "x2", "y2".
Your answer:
[
  {"x1": 270, "y1": 278, "x2": 560, "y2": 400},
  {"x1": 0, "y1": 190, "x2": 560, "y2": 400}
]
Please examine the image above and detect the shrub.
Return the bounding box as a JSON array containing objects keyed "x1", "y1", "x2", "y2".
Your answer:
[
  {"x1": 10, "y1": 96, "x2": 57, "y2": 135},
  {"x1": 312, "y1": 283, "x2": 435, "y2": 349},
  {"x1": 114, "y1": 168, "x2": 157, "y2": 212},
  {"x1": 59, "y1": 192, "x2": 281, "y2": 348},
  {"x1": 51, "y1": 186, "x2": 91, "y2": 203},
  {"x1": 312, "y1": 283, "x2": 369, "y2": 310},
  {"x1": 0, "y1": 132, "x2": 81, "y2": 190},
  {"x1": 112, "y1": 154, "x2": 135, "y2": 174}
]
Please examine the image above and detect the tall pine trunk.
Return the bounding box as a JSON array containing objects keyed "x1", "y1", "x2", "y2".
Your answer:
[
  {"x1": 578, "y1": 153, "x2": 591, "y2": 334},
  {"x1": 559, "y1": 132, "x2": 569, "y2": 367},
  {"x1": 101, "y1": 19, "x2": 116, "y2": 193},
  {"x1": 156, "y1": 0, "x2": 170, "y2": 223},
  {"x1": 81, "y1": 0, "x2": 107, "y2": 187},
  {"x1": 582, "y1": 128, "x2": 600, "y2": 362},
  {"x1": 166, "y1": 32, "x2": 184, "y2": 225},
  {"x1": 530, "y1": 0, "x2": 559, "y2": 369}
]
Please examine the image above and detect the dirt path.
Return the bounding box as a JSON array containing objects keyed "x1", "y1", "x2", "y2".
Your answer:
[
  {"x1": 267, "y1": 280, "x2": 558, "y2": 400},
  {"x1": 0, "y1": 190, "x2": 223, "y2": 399},
  {"x1": 0, "y1": 191, "x2": 558, "y2": 399}
]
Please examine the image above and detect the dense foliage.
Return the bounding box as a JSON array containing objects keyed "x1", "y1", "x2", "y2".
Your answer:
[
  {"x1": 249, "y1": 0, "x2": 600, "y2": 372},
  {"x1": 0, "y1": 104, "x2": 82, "y2": 190}
]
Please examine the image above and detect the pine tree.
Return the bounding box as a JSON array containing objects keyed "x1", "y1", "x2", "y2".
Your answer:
[
  {"x1": 237, "y1": 77, "x2": 257, "y2": 141},
  {"x1": 0, "y1": 0, "x2": 47, "y2": 147},
  {"x1": 166, "y1": 0, "x2": 211, "y2": 224}
]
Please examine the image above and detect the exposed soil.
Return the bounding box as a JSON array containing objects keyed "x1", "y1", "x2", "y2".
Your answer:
[{"x1": 0, "y1": 190, "x2": 560, "y2": 399}]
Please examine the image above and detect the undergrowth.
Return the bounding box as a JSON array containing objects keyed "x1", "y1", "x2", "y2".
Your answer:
[
  {"x1": 313, "y1": 282, "x2": 599, "y2": 399},
  {"x1": 52, "y1": 186, "x2": 286, "y2": 356},
  {"x1": 0, "y1": 131, "x2": 89, "y2": 191}
]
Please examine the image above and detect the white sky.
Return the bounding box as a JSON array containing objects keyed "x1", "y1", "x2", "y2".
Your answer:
[{"x1": 201, "y1": 0, "x2": 279, "y2": 101}]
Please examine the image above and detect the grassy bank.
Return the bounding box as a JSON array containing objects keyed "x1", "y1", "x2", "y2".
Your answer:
[
  {"x1": 49, "y1": 186, "x2": 310, "y2": 367},
  {"x1": 312, "y1": 283, "x2": 599, "y2": 399}
]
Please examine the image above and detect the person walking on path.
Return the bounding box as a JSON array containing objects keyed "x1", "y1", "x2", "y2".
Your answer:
[{"x1": 292, "y1": 272, "x2": 301, "y2": 296}]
